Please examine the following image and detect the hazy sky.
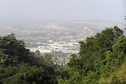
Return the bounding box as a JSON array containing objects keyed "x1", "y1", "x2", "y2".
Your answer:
[{"x1": 0, "y1": 0, "x2": 125, "y2": 25}]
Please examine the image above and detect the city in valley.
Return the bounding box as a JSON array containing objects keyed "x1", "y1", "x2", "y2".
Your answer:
[{"x1": 0, "y1": 20, "x2": 125, "y2": 65}]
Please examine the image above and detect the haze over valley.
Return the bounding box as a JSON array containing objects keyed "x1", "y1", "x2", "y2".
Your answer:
[{"x1": 0, "y1": 20, "x2": 125, "y2": 65}]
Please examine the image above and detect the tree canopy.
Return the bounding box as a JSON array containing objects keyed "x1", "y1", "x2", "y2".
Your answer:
[
  {"x1": 65, "y1": 26, "x2": 126, "y2": 84},
  {"x1": 0, "y1": 34, "x2": 57, "y2": 84}
]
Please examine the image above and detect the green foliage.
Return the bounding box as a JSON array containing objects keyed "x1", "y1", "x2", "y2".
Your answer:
[
  {"x1": 43, "y1": 54, "x2": 53, "y2": 65},
  {"x1": 66, "y1": 26, "x2": 126, "y2": 84},
  {"x1": 0, "y1": 26, "x2": 126, "y2": 84},
  {"x1": 99, "y1": 61, "x2": 126, "y2": 84},
  {"x1": 0, "y1": 62, "x2": 57, "y2": 84},
  {"x1": 0, "y1": 34, "x2": 58, "y2": 84},
  {"x1": 0, "y1": 34, "x2": 33, "y2": 66}
]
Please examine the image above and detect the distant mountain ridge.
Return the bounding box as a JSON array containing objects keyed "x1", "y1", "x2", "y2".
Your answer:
[
  {"x1": 57, "y1": 20, "x2": 125, "y2": 29},
  {"x1": 0, "y1": 20, "x2": 125, "y2": 37}
]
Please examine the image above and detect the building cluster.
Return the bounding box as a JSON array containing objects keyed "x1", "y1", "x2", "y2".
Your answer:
[{"x1": 0, "y1": 24, "x2": 94, "y2": 65}]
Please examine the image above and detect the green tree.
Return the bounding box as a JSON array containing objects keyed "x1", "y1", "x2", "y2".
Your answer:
[
  {"x1": 0, "y1": 34, "x2": 33, "y2": 66},
  {"x1": 0, "y1": 62, "x2": 57, "y2": 84},
  {"x1": 0, "y1": 34, "x2": 58, "y2": 84},
  {"x1": 67, "y1": 26, "x2": 125, "y2": 83},
  {"x1": 43, "y1": 54, "x2": 53, "y2": 65}
]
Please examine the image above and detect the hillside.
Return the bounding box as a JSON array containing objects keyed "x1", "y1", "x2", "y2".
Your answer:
[
  {"x1": 59, "y1": 26, "x2": 126, "y2": 84},
  {"x1": 0, "y1": 26, "x2": 126, "y2": 84},
  {"x1": 0, "y1": 20, "x2": 124, "y2": 35}
]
